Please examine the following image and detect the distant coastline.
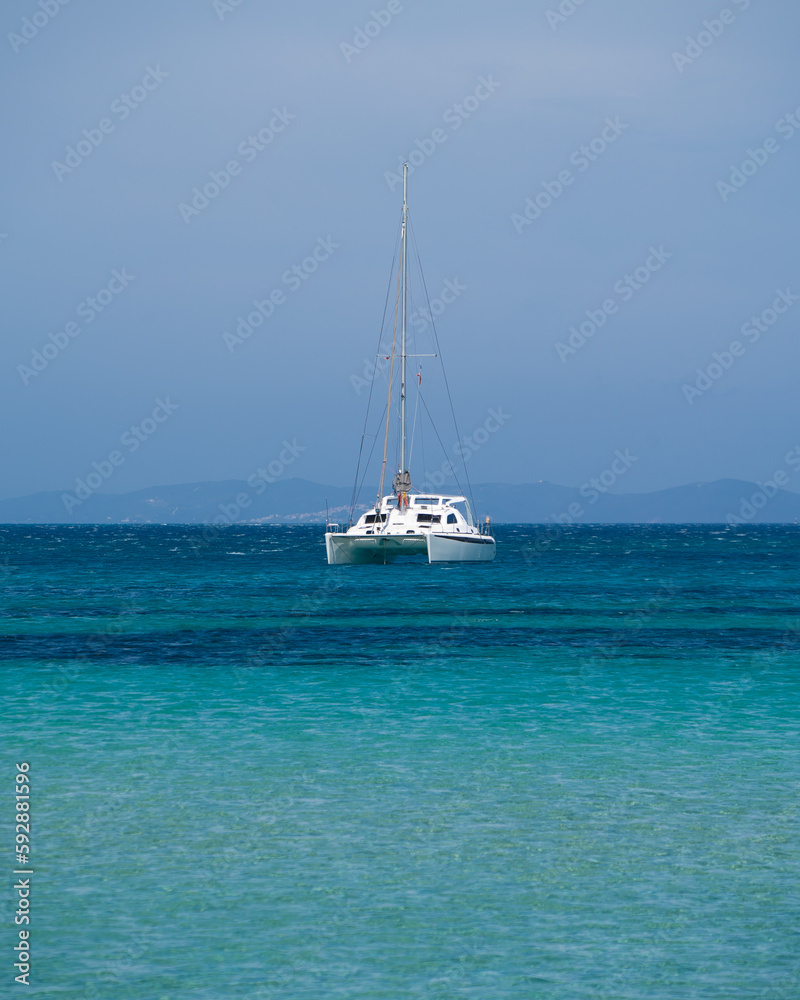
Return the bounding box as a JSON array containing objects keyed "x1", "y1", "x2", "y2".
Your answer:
[{"x1": 1, "y1": 478, "x2": 799, "y2": 525}]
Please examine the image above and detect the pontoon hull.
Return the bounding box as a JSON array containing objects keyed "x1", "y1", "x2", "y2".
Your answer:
[
  {"x1": 326, "y1": 533, "x2": 427, "y2": 564},
  {"x1": 426, "y1": 532, "x2": 496, "y2": 562},
  {"x1": 325, "y1": 531, "x2": 495, "y2": 565}
]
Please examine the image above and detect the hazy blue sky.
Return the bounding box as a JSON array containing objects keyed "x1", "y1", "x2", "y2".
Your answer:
[{"x1": 3, "y1": 0, "x2": 799, "y2": 500}]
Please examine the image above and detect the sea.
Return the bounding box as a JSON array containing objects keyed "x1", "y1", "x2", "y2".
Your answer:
[{"x1": 2, "y1": 524, "x2": 798, "y2": 999}]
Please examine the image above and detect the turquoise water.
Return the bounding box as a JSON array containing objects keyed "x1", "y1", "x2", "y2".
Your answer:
[{"x1": 2, "y1": 525, "x2": 799, "y2": 999}]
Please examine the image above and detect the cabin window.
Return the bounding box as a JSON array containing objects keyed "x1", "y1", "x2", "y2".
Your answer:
[
  {"x1": 414, "y1": 497, "x2": 438, "y2": 505},
  {"x1": 416, "y1": 514, "x2": 441, "y2": 523},
  {"x1": 447, "y1": 513, "x2": 457, "y2": 524}
]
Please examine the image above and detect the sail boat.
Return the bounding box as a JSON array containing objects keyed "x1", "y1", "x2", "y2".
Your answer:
[{"x1": 325, "y1": 164, "x2": 496, "y2": 565}]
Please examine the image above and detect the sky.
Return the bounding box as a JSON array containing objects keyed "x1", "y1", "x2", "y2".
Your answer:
[{"x1": 2, "y1": 0, "x2": 799, "y2": 501}]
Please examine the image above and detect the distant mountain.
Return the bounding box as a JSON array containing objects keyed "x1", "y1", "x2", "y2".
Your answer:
[
  {"x1": 470, "y1": 479, "x2": 800, "y2": 525},
  {"x1": 1, "y1": 477, "x2": 798, "y2": 525},
  {"x1": 0, "y1": 479, "x2": 354, "y2": 525}
]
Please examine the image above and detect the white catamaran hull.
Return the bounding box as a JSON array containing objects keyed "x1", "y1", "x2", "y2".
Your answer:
[
  {"x1": 426, "y1": 532, "x2": 496, "y2": 562},
  {"x1": 325, "y1": 531, "x2": 495, "y2": 565}
]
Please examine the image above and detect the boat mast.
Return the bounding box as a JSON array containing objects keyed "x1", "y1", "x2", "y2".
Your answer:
[{"x1": 400, "y1": 162, "x2": 408, "y2": 478}]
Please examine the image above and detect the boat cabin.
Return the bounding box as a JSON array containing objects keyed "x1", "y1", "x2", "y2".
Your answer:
[{"x1": 350, "y1": 494, "x2": 476, "y2": 536}]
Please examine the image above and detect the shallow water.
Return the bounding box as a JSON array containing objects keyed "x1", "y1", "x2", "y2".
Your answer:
[{"x1": 2, "y1": 524, "x2": 798, "y2": 998}]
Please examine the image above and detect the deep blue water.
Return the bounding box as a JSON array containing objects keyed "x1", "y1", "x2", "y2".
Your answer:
[{"x1": 1, "y1": 525, "x2": 799, "y2": 999}]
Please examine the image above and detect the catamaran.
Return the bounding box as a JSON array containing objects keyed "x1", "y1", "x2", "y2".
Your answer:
[{"x1": 325, "y1": 164, "x2": 496, "y2": 565}]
